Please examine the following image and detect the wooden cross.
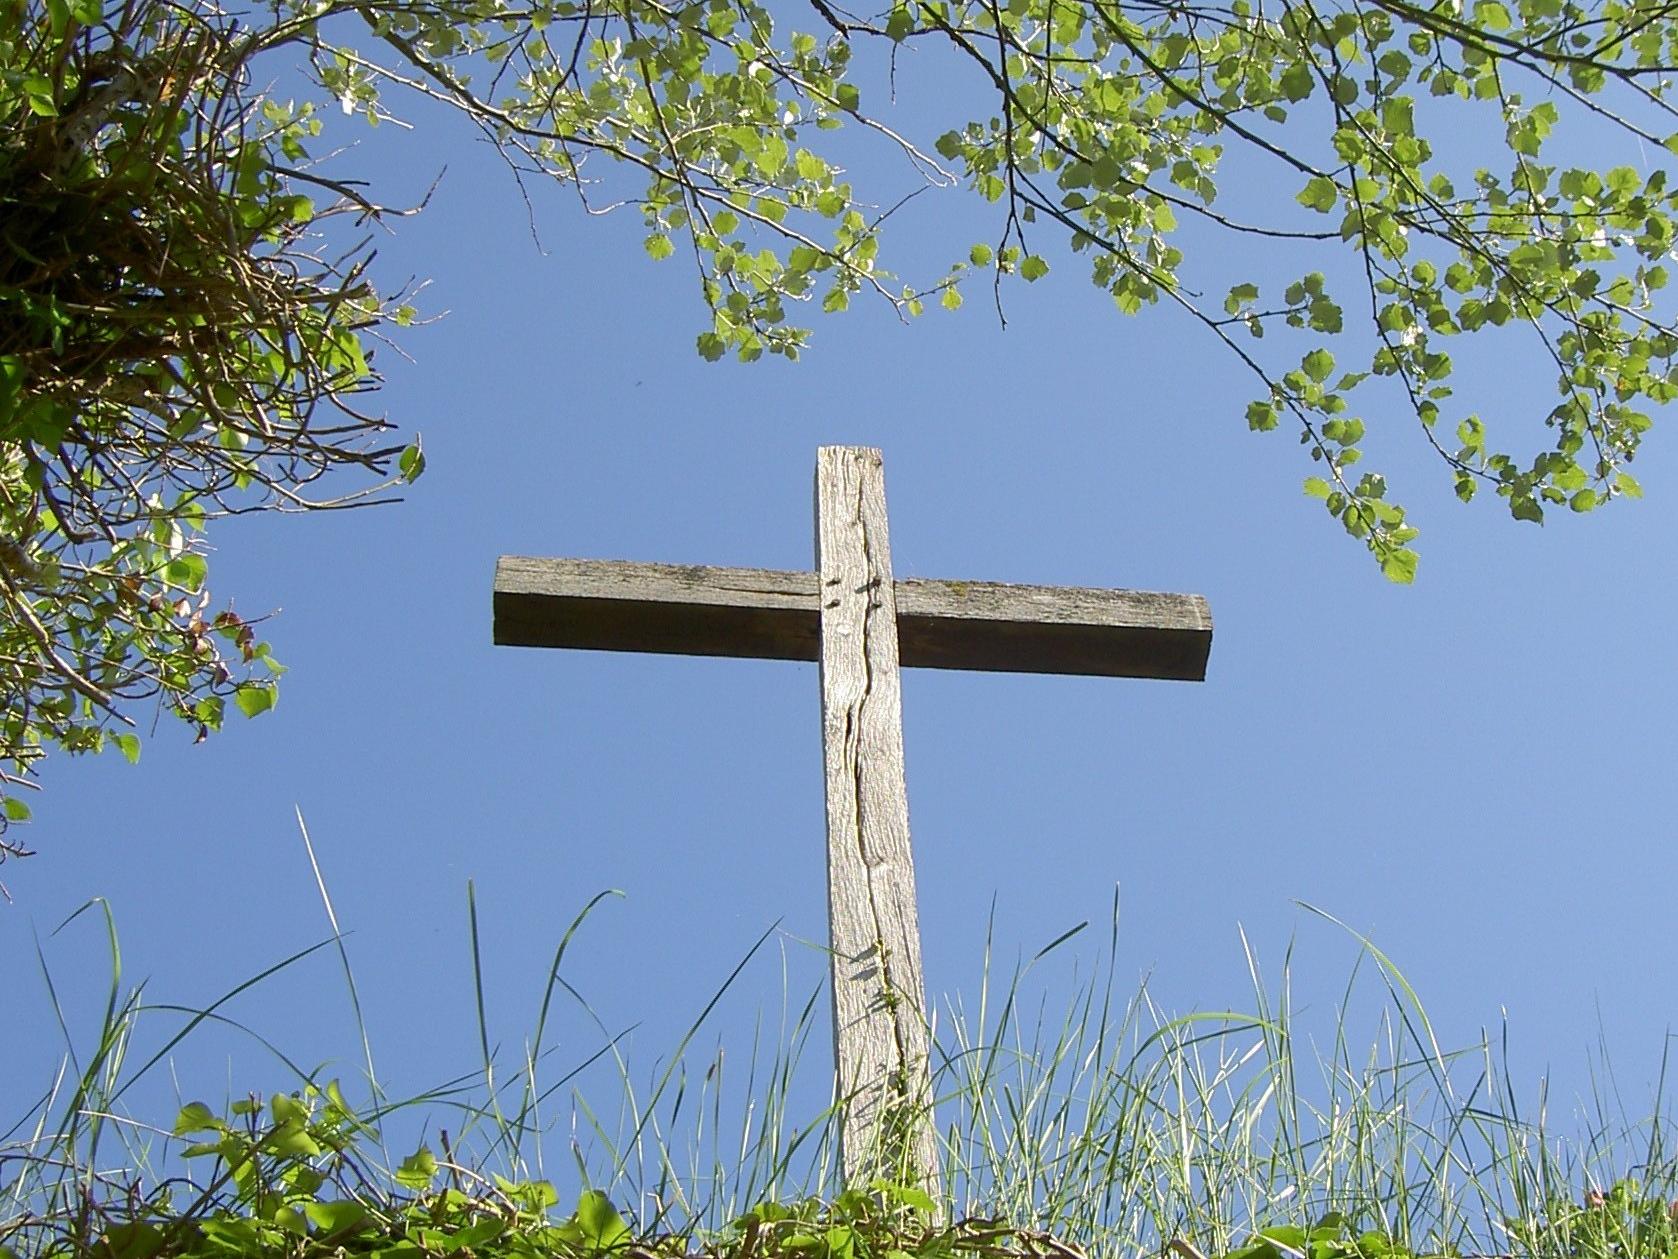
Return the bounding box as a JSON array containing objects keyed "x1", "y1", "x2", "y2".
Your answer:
[{"x1": 492, "y1": 446, "x2": 1212, "y2": 1196}]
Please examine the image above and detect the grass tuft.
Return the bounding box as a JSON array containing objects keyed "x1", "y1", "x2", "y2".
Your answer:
[{"x1": 3, "y1": 880, "x2": 1674, "y2": 1259}]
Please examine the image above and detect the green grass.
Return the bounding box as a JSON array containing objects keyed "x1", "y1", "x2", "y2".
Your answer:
[{"x1": 3, "y1": 878, "x2": 1675, "y2": 1259}]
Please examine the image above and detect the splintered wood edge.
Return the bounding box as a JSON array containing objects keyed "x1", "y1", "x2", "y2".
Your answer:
[{"x1": 493, "y1": 555, "x2": 1213, "y2": 680}]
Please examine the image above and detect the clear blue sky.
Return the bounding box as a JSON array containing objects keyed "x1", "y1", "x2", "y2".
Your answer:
[{"x1": 3, "y1": 44, "x2": 1675, "y2": 1201}]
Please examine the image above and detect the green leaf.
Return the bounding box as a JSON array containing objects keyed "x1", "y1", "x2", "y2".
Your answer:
[
  {"x1": 1224, "y1": 282, "x2": 1259, "y2": 314},
  {"x1": 114, "y1": 733, "x2": 141, "y2": 764},
  {"x1": 1302, "y1": 348, "x2": 1335, "y2": 382},
  {"x1": 1380, "y1": 548, "x2": 1418, "y2": 584},
  {"x1": 266, "y1": 1122, "x2": 320, "y2": 1158},
  {"x1": 3, "y1": 798, "x2": 30, "y2": 823},
  {"x1": 92, "y1": 1222, "x2": 162, "y2": 1259},
  {"x1": 453, "y1": 1220, "x2": 507, "y2": 1249},
  {"x1": 1473, "y1": 0, "x2": 1511, "y2": 29},
  {"x1": 969, "y1": 243, "x2": 994, "y2": 265},
  {"x1": 881, "y1": 1182, "x2": 938, "y2": 1214},
  {"x1": 1020, "y1": 255, "x2": 1050, "y2": 281},
  {"x1": 166, "y1": 552, "x2": 208, "y2": 591},
  {"x1": 573, "y1": 1191, "x2": 630, "y2": 1251},
  {"x1": 22, "y1": 75, "x2": 58, "y2": 117},
  {"x1": 396, "y1": 1147, "x2": 439, "y2": 1190},
  {"x1": 1303, "y1": 476, "x2": 1332, "y2": 499},
  {"x1": 234, "y1": 685, "x2": 275, "y2": 718},
  {"x1": 174, "y1": 1102, "x2": 220, "y2": 1136},
  {"x1": 305, "y1": 1202, "x2": 371, "y2": 1236},
  {"x1": 644, "y1": 233, "x2": 675, "y2": 261},
  {"x1": 399, "y1": 442, "x2": 426, "y2": 483},
  {"x1": 1297, "y1": 176, "x2": 1338, "y2": 212},
  {"x1": 795, "y1": 149, "x2": 827, "y2": 181},
  {"x1": 940, "y1": 286, "x2": 963, "y2": 310}
]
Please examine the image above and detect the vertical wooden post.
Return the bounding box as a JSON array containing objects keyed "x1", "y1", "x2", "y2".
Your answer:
[{"x1": 815, "y1": 446, "x2": 939, "y2": 1196}]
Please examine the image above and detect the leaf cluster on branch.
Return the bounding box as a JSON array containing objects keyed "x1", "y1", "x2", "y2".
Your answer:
[
  {"x1": 0, "y1": 0, "x2": 421, "y2": 840},
  {"x1": 292, "y1": 0, "x2": 1678, "y2": 584},
  {"x1": 5, "y1": 0, "x2": 1678, "y2": 832}
]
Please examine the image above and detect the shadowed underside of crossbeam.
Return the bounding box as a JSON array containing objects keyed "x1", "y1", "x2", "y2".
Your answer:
[{"x1": 493, "y1": 555, "x2": 1212, "y2": 681}]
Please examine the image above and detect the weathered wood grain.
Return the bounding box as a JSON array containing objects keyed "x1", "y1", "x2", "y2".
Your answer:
[
  {"x1": 492, "y1": 447, "x2": 1218, "y2": 1204},
  {"x1": 815, "y1": 446, "x2": 940, "y2": 1194},
  {"x1": 494, "y1": 558, "x2": 1212, "y2": 680},
  {"x1": 494, "y1": 555, "x2": 819, "y2": 662}
]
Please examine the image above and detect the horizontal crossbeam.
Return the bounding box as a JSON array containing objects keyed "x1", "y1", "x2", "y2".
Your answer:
[{"x1": 494, "y1": 555, "x2": 1212, "y2": 681}]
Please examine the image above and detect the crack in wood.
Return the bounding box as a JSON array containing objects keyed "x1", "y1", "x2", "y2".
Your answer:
[{"x1": 815, "y1": 446, "x2": 937, "y2": 1197}]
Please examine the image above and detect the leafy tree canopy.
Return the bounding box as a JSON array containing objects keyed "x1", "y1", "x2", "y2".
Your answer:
[{"x1": 4, "y1": 0, "x2": 1677, "y2": 829}]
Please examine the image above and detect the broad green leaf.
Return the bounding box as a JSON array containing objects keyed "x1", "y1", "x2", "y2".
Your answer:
[
  {"x1": 91, "y1": 1222, "x2": 162, "y2": 1259},
  {"x1": 572, "y1": 1190, "x2": 630, "y2": 1250},
  {"x1": 399, "y1": 442, "x2": 426, "y2": 482},
  {"x1": 22, "y1": 75, "x2": 58, "y2": 116},
  {"x1": 794, "y1": 149, "x2": 827, "y2": 181},
  {"x1": 305, "y1": 1202, "x2": 371, "y2": 1235},
  {"x1": 174, "y1": 1101, "x2": 220, "y2": 1135},
  {"x1": 1380, "y1": 548, "x2": 1418, "y2": 584},
  {"x1": 1224, "y1": 282, "x2": 1259, "y2": 314},
  {"x1": 1296, "y1": 176, "x2": 1338, "y2": 212},
  {"x1": 265, "y1": 1121, "x2": 320, "y2": 1158},
  {"x1": 165, "y1": 553, "x2": 207, "y2": 591},
  {"x1": 1302, "y1": 348, "x2": 1335, "y2": 382},
  {"x1": 1280, "y1": 62, "x2": 1314, "y2": 101},
  {"x1": 396, "y1": 1147, "x2": 439, "y2": 1189}
]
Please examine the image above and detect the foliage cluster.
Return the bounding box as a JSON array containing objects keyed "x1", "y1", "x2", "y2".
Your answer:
[
  {"x1": 276, "y1": 0, "x2": 1678, "y2": 582},
  {"x1": 5, "y1": 895, "x2": 1678, "y2": 1259},
  {"x1": 0, "y1": 0, "x2": 424, "y2": 833},
  {"x1": 4, "y1": 1081, "x2": 1039, "y2": 1259},
  {"x1": 7, "y1": 0, "x2": 1678, "y2": 818},
  {"x1": 6, "y1": 1079, "x2": 1678, "y2": 1259}
]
